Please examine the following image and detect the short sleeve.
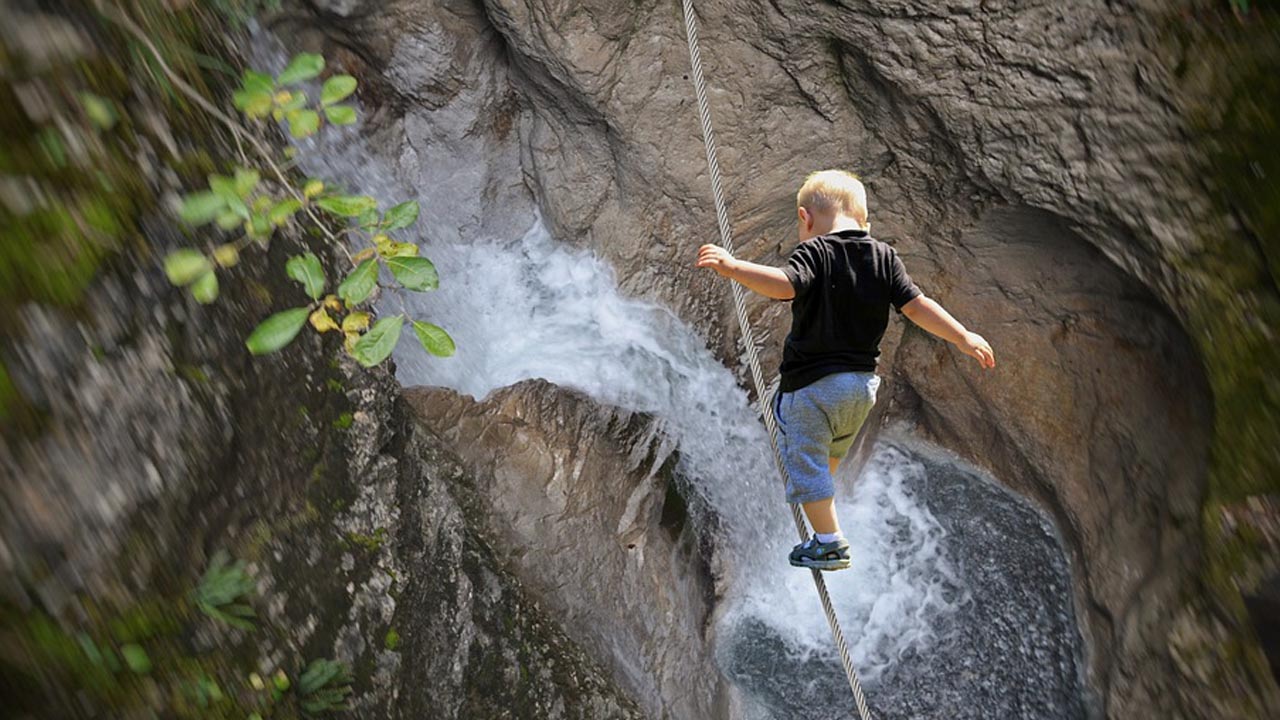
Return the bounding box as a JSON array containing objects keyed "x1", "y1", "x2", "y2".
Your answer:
[
  {"x1": 888, "y1": 249, "x2": 922, "y2": 310},
  {"x1": 781, "y1": 241, "x2": 821, "y2": 299}
]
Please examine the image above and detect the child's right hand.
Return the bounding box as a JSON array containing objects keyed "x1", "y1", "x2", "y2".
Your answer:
[
  {"x1": 959, "y1": 331, "x2": 996, "y2": 369},
  {"x1": 696, "y1": 244, "x2": 738, "y2": 277}
]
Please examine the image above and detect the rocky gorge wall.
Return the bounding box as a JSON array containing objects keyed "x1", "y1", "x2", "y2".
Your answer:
[{"x1": 279, "y1": 0, "x2": 1279, "y2": 717}]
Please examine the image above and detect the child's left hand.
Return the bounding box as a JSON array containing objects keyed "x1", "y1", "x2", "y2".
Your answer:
[{"x1": 697, "y1": 244, "x2": 737, "y2": 277}]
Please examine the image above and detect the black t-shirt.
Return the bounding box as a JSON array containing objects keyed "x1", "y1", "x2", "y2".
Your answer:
[{"x1": 778, "y1": 228, "x2": 921, "y2": 391}]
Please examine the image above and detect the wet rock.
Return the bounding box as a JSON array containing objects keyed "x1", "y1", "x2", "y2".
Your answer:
[{"x1": 406, "y1": 379, "x2": 727, "y2": 719}]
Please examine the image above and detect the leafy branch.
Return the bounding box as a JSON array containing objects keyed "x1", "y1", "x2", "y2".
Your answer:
[{"x1": 97, "y1": 1, "x2": 454, "y2": 368}]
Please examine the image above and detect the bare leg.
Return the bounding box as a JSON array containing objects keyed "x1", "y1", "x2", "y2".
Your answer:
[{"x1": 800, "y1": 457, "x2": 844, "y2": 535}]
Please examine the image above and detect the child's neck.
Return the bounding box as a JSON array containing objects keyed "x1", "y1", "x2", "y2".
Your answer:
[{"x1": 808, "y1": 212, "x2": 869, "y2": 239}]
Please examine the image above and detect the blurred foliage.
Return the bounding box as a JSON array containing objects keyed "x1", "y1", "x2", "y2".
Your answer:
[
  {"x1": 0, "y1": 551, "x2": 354, "y2": 718},
  {"x1": 0, "y1": 0, "x2": 224, "y2": 427},
  {"x1": 1167, "y1": 2, "x2": 1280, "y2": 708},
  {"x1": 1176, "y1": 2, "x2": 1280, "y2": 503},
  {"x1": 193, "y1": 550, "x2": 257, "y2": 631}
]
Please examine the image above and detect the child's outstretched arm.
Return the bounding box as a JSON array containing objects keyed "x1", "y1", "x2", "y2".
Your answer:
[
  {"x1": 900, "y1": 296, "x2": 996, "y2": 369},
  {"x1": 696, "y1": 244, "x2": 795, "y2": 300}
]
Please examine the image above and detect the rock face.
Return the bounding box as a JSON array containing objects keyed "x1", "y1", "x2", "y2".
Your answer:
[
  {"x1": 281, "y1": 0, "x2": 1277, "y2": 717},
  {"x1": 405, "y1": 380, "x2": 726, "y2": 719}
]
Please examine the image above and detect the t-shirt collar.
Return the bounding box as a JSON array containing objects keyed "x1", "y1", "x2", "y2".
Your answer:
[{"x1": 830, "y1": 228, "x2": 870, "y2": 239}]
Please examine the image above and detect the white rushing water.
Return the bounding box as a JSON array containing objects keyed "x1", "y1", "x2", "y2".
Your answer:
[{"x1": 263, "y1": 35, "x2": 964, "y2": 699}]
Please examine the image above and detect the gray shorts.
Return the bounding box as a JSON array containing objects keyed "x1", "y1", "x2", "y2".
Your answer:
[{"x1": 772, "y1": 371, "x2": 881, "y2": 504}]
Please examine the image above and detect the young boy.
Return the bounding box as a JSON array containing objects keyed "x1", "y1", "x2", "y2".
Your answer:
[{"x1": 696, "y1": 170, "x2": 995, "y2": 571}]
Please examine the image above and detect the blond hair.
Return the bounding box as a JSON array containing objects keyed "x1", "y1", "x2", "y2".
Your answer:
[{"x1": 796, "y1": 170, "x2": 868, "y2": 224}]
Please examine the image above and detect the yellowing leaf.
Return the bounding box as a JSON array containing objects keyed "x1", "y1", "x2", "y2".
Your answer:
[
  {"x1": 303, "y1": 179, "x2": 325, "y2": 199},
  {"x1": 309, "y1": 307, "x2": 339, "y2": 333},
  {"x1": 342, "y1": 311, "x2": 370, "y2": 334},
  {"x1": 323, "y1": 294, "x2": 343, "y2": 312},
  {"x1": 352, "y1": 247, "x2": 376, "y2": 263},
  {"x1": 213, "y1": 244, "x2": 240, "y2": 268},
  {"x1": 387, "y1": 242, "x2": 418, "y2": 258}
]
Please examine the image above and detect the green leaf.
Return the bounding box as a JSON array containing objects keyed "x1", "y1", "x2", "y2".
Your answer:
[
  {"x1": 277, "y1": 90, "x2": 307, "y2": 112},
  {"x1": 286, "y1": 252, "x2": 326, "y2": 300},
  {"x1": 179, "y1": 191, "x2": 227, "y2": 225},
  {"x1": 121, "y1": 644, "x2": 151, "y2": 674},
  {"x1": 233, "y1": 167, "x2": 260, "y2": 197},
  {"x1": 382, "y1": 200, "x2": 420, "y2": 231},
  {"x1": 387, "y1": 256, "x2": 437, "y2": 291},
  {"x1": 191, "y1": 271, "x2": 219, "y2": 304},
  {"x1": 78, "y1": 92, "x2": 117, "y2": 130},
  {"x1": 248, "y1": 212, "x2": 272, "y2": 238},
  {"x1": 226, "y1": 194, "x2": 251, "y2": 221},
  {"x1": 323, "y1": 105, "x2": 357, "y2": 126},
  {"x1": 234, "y1": 71, "x2": 274, "y2": 118},
  {"x1": 215, "y1": 210, "x2": 243, "y2": 231},
  {"x1": 286, "y1": 109, "x2": 320, "y2": 138},
  {"x1": 240, "y1": 69, "x2": 274, "y2": 95},
  {"x1": 164, "y1": 249, "x2": 212, "y2": 286},
  {"x1": 246, "y1": 307, "x2": 311, "y2": 355},
  {"x1": 269, "y1": 199, "x2": 303, "y2": 226},
  {"x1": 321, "y1": 74, "x2": 357, "y2": 105},
  {"x1": 234, "y1": 89, "x2": 273, "y2": 118},
  {"x1": 412, "y1": 321, "x2": 455, "y2": 357},
  {"x1": 277, "y1": 52, "x2": 324, "y2": 85},
  {"x1": 351, "y1": 316, "x2": 403, "y2": 367},
  {"x1": 317, "y1": 195, "x2": 377, "y2": 218},
  {"x1": 337, "y1": 259, "x2": 377, "y2": 305},
  {"x1": 208, "y1": 174, "x2": 237, "y2": 200}
]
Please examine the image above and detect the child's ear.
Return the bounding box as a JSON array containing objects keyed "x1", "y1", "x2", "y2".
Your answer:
[{"x1": 798, "y1": 206, "x2": 812, "y2": 230}]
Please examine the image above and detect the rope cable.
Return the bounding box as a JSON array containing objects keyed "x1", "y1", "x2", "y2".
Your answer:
[{"x1": 678, "y1": 2, "x2": 875, "y2": 718}]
